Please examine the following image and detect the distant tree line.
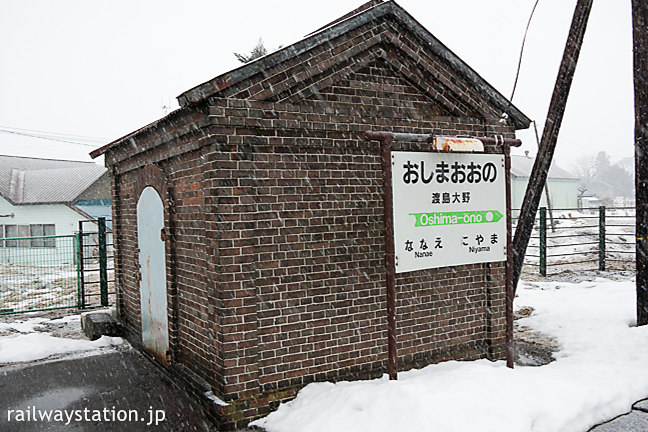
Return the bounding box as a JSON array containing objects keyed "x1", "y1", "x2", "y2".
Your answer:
[{"x1": 572, "y1": 151, "x2": 634, "y2": 206}]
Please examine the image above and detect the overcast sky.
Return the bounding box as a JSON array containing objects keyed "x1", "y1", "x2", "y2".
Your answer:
[{"x1": 0, "y1": 0, "x2": 633, "y2": 170}]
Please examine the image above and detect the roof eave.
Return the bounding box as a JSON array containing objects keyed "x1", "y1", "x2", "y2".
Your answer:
[
  {"x1": 9, "y1": 201, "x2": 73, "y2": 206},
  {"x1": 90, "y1": 106, "x2": 185, "y2": 159},
  {"x1": 0, "y1": 191, "x2": 18, "y2": 206}
]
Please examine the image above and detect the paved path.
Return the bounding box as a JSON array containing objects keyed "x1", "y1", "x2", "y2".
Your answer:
[
  {"x1": 0, "y1": 348, "x2": 215, "y2": 431},
  {"x1": 589, "y1": 399, "x2": 648, "y2": 431}
]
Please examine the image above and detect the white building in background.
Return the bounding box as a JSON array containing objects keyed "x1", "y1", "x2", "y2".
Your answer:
[
  {"x1": 0, "y1": 155, "x2": 110, "y2": 265},
  {"x1": 510, "y1": 154, "x2": 579, "y2": 217}
]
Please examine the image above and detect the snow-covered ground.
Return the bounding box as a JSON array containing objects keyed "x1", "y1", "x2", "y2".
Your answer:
[
  {"x1": 0, "y1": 263, "x2": 116, "y2": 314},
  {"x1": 252, "y1": 274, "x2": 648, "y2": 432},
  {"x1": 1, "y1": 272, "x2": 645, "y2": 432},
  {"x1": 0, "y1": 264, "x2": 78, "y2": 313},
  {"x1": 0, "y1": 311, "x2": 124, "y2": 368}
]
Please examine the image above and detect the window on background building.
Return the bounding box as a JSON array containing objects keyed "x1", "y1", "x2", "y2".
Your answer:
[
  {"x1": 3, "y1": 224, "x2": 18, "y2": 248},
  {"x1": 0, "y1": 224, "x2": 55, "y2": 248},
  {"x1": 30, "y1": 224, "x2": 56, "y2": 248}
]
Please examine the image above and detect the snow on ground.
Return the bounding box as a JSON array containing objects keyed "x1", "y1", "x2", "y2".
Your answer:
[
  {"x1": 0, "y1": 312, "x2": 124, "y2": 366},
  {"x1": 252, "y1": 275, "x2": 648, "y2": 432},
  {"x1": 0, "y1": 264, "x2": 78, "y2": 312}
]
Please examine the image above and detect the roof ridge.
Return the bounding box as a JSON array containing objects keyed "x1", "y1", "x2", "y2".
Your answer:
[
  {"x1": 0, "y1": 154, "x2": 96, "y2": 164},
  {"x1": 8, "y1": 169, "x2": 25, "y2": 203},
  {"x1": 304, "y1": 0, "x2": 386, "y2": 38},
  {"x1": 510, "y1": 154, "x2": 578, "y2": 179}
]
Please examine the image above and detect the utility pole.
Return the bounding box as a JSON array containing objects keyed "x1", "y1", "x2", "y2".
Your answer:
[
  {"x1": 512, "y1": 0, "x2": 594, "y2": 289},
  {"x1": 533, "y1": 121, "x2": 556, "y2": 233},
  {"x1": 633, "y1": 0, "x2": 648, "y2": 326}
]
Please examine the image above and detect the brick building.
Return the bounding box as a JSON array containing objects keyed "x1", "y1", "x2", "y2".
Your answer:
[{"x1": 92, "y1": 1, "x2": 530, "y2": 429}]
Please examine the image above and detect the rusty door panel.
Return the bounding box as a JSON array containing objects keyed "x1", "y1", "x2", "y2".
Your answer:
[{"x1": 136, "y1": 186, "x2": 169, "y2": 362}]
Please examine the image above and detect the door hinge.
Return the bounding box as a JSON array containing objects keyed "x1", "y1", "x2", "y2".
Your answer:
[{"x1": 160, "y1": 228, "x2": 167, "y2": 241}]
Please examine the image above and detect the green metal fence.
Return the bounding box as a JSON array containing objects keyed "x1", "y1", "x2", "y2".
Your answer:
[
  {"x1": 0, "y1": 217, "x2": 114, "y2": 314},
  {"x1": 0, "y1": 234, "x2": 81, "y2": 314},
  {"x1": 517, "y1": 206, "x2": 636, "y2": 276},
  {"x1": 78, "y1": 218, "x2": 115, "y2": 308}
]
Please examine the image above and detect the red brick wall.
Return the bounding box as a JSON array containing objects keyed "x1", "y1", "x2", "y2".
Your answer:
[
  {"x1": 107, "y1": 108, "x2": 219, "y2": 390},
  {"x1": 102, "y1": 6, "x2": 526, "y2": 425},
  {"x1": 106, "y1": 96, "x2": 513, "y2": 429}
]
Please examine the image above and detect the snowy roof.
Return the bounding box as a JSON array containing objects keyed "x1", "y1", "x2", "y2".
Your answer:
[
  {"x1": 510, "y1": 155, "x2": 578, "y2": 180},
  {"x1": 0, "y1": 155, "x2": 107, "y2": 205}
]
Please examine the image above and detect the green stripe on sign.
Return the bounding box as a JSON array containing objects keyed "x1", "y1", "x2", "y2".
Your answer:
[{"x1": 409, "y1": 210, "x2": 504, "y2": 227}]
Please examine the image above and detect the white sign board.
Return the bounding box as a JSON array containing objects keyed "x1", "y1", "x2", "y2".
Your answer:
[{"x1": 392, "y1": 151, "x2": 507, "y2": 273}]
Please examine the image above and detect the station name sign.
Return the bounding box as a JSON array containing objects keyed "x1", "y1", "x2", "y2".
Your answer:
[{"x1": 392, "y1": 151, "x2": 507, "y2": 273}]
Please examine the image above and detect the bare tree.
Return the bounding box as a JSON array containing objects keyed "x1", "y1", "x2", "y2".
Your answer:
[
  {"x1": 577, "y1": 185, "x2": 588, "y2": 210},
  {"x1": 571, "y1": 154, "x2": 596, "y2": 203}
]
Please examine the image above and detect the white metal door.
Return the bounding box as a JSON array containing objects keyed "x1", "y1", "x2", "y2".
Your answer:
[{"x1": 137, "y1": 186, "x2": 169, "y2": 361}]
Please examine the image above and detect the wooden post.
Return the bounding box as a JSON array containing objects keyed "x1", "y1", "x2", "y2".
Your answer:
[
  {"x1": 381, "y1": 136, "x2": 398, "y2": 380},
  {"x1": 512, "y1": 0, "x2": 594, "y2": 291},
  {"x1": 633, "y1": 0, "x2": 648, "y2": 326}
]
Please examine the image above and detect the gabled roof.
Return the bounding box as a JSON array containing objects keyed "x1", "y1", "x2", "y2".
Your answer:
[
  {"x1": 92, "y1": 0, "x2": 531, "y2": 159},
  {"x1": 0, "y1": 155, "x2": 107, "y2": 205},
  {"x1": 177, "y1": 0, "x2": 530, "y2": 128},
  {"x1": 511, "y1": 155, "x2": 578, "y2": 180}
]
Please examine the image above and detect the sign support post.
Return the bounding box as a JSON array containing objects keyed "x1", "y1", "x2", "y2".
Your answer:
[
  {"x1": 368, "y1": 131, "x2": 399, "y2": 380},
  {"x1": 504, "y1": 139, "x2": 515, "y2": 369},
  {"x1": 366, "y1": 131, "x2": 520, "y2": 375},
  {"x1": 381, "y1": 135, "x2": 399, "y2": 381}
]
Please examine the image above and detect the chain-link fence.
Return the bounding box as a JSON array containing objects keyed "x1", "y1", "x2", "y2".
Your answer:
[
  {"x1": 0, "y1": 234, "x2": 80, "y2": 314},
  {"x1": 0, "y1": 217, "x2": 115, "y2": 314}
]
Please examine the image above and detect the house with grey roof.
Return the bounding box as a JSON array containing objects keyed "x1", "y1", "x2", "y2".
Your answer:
[
  {"x1": 0, "y1": 155, "x2": 110, "y2": 264},
  {"x1": 510, "y1": 154, "x2": 579, "y2": 216}
]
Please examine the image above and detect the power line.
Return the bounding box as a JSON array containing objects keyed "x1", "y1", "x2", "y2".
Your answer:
[
  {"x1": 0, "y1": 125, "x2": 108, "y2": 142},
  {"x1": 510, "y1": 0, "x2": 541, "y2": 102},
  {"x1": 0, "y1": 128, "x2": 102, "y2": 147}
]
